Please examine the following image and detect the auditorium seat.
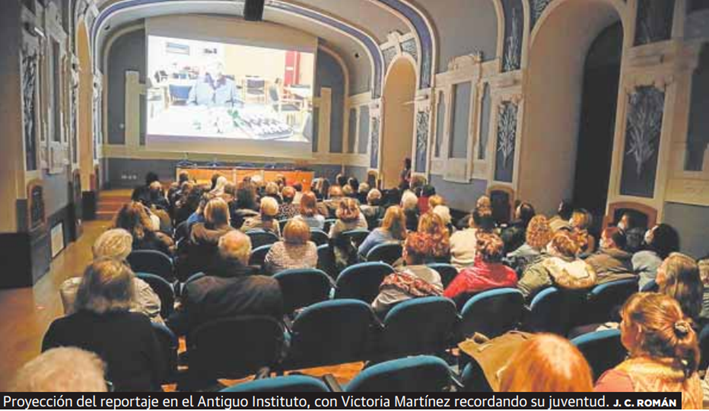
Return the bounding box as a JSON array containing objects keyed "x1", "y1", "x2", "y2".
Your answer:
[
  {"x1": 135, "y1": 272, "x2": 175, "y2": 319},
  {"x1": 221, "y1": 375, "x2": 330, "y2": 393},
  {"x1": 580, "y1": 278, "x2": 638, "y2": 325},
  {"x1": 524, "y1": 287, "x2": 568, "y2": 335},
  {"x1": 246, "y1": 229, "x2": 279, "y2": 248},
  {"x1": 323, "y1": 219, "x2": 336, "y2": 233},
  {"x1": 459, "y1": 288, "x2": 525, "y2": 339},
  {"x1": 249, "y1": 244, "x2": 272, "y2": 271},
  {"x1": 376, "y1": 296, "x2": 459, "y2": 362},
  {"x1": 366, "y1": 242, "x2": 402, "y2": 266},
  {"x1": 340, "y1": 229, "x2": 370, "y2": 248},
  {"x1": 273, "y1": 268, "x2": 334, "y2": 314},
  {"x1": 460, "y1": 361, "x2": 492, "y2": 392},
  {"x1": 571, "y1": 329, "x2": 625, "y2": 380},
  {"x1": 344, "y1": 356, "x2": 452, "y2": 392},
  {"x1": 127, "y1": 250, "x2": 175, "y2": 282},
  {"x1": 282, "y1": 299, "x2": 379, "y2": 370},
  {"x1": 309, "y1": 229, "x2": 329, "y2": 246},
  {"x1": 316, "y1": 244, "x2": 337, "y2": 280},
  {"x1": 333, "y1": 261, "x2": 394, "y2": 303},
  {"x1": 426, "y1": 263, "x2": 458, "y2": 288},
  {"x1": 151, "y1": 322, "x2": 179, "y2": 383}
]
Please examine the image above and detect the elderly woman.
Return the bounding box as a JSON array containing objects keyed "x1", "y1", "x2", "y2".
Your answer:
[
  {"x1": 297, "y1": 191, "x2": 325, "y2": 229},
  {"x1": 358, "y1": 205, "x2": 407, "y2": 258},
  {"x1": 264, "y1": 218, "x2": 318, "y2": 275},
  {"x1": 114, "y1": 201, "x2": 173, "y2": 256},
  {"x1": 371, "y1": 232, "x2": 443, "y2": 317},
  {"x1": 505, "y1": 215, "x2": 554, "y2": 276},
  {"x1": 241, "y1": 196, "x2": 281, "y2": 236},
  {"x1": 264, "y1": 182, "x2": 282, "y2": 204},
  {"x1": 595, "y1": 293, "x2": 702, "y2": 408},
  {"x1": 401, "y1": 190, "x2": 419, "y2": 232},
  {"x1": 11, "y1": 347, "x2": 108, "y2": 392},
  {"x1": 60, "y1": 229, "x2": 162, "y2": 323},
  {"x1": 329, "y1": 198, "x2": 367, "y2": 238},
  {"x1": 360, "y1": 189, "x2": 385, "y2": 229},
  {"x1": 187, "y1": 197, "x2": 235, "y2": 274},
  {"x1": 43, "y1": 259, "x2": 165, "y2": 392}
]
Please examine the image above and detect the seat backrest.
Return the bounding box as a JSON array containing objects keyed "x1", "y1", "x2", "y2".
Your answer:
[
  {"x1": 366, "y1": 243, "x2": 403, "y2": 266},
  {"x1": 323, "y1": 219, "x2": 336, "y2": 233},
  {"x1": 187, "y1": 316, "x2": 285, "y2": 380},
  {"x1": 460, "y1": 288, "x2": 525, "y2": 339},
  {"x1": 334, "y1": 261, "x2": 395, "y2": 303},
  {"x1": 571, "y1": 329, "x2": 625, "y2": 380},
  {"x1": 309, "y1": 229, "x2": 329, "y2": 246},
  {"x1": 127, "y1": 250, "x2": 174, "y2": 281},
  {"x1": 426, "y1": 263, "x2": 458, "y2": 288},
  {"x1": 249, "y1": 244, "x2": 273, "y2": 270},
  {"x1": 346, "y1": 355, "x2": 452, "y2": 392},
  {"x1": 583, "y1": 278, "x2": 639, "y2": 325},
  {"x1": 380, "y1": 296, "x2": 459, "y2": 360},
  {"x1": 341, "y1": 229, "x2": 370, "y2": 247},
  {"x1": 222, "y1": 375, "x2": 329, "y2": 393},
  {"x1": 151, "y1": 322, "x2": 179, "y2": 383},
  {"x1": 135, "y1": 272, "x2": 175, "y2": 319},
  {"x1": 273, "y1": 268, "x2": 333, "y2": 313},
  {"x1": 640, "y1": 279, "x2": 658, "y2": 292},
  {"x1": 247, "y1": 230, "x2": 279, "y2": 248},
  {"x1": 526, "y1": 287, "x2": 568, "y2": 335},
  {"x1": 284, "y1": 299, "x2": 377, "y2": 370},
  {"x1": 316, "y1": 244, "x2": 337, "y2": 280}
]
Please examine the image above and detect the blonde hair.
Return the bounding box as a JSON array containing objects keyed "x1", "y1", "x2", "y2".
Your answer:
[
  {"x1": 204, "y1": 197, "x2": 230, "y2": 227},
  {"x1": 336, "y1": 198, "x2": 360, "y2": 222},
  {"x1": 260, "y1": 196, "x2": 279, "y2": 218},
  {"x1": 11, "y1": 348, "x2": 107, "y2": 392},
  {"x1": 218, "y1": 231, "x2": 252, "y2": 266},
  {"x1": 265, "y1": 182, "x2": 279, "y2": 197},
  {"x1": 367, "y1": 189, "x2": 382, "y2": 204},
  {"x1": 526, "y1": 215, "x2": 553, "y2": 250},
  {"x1": 428, "y1": 195, "x2": 446, "y2": 209},
  {"x1": 432, "y1": 205, "x2": 451, "y2": 226},
  {"x1": 381, "y1": 206, "x2": 407, "y2": 241},
  {"x1": 75, "y1": 258, "x2": 135, "y2": 314},
  {"x1": 550, "y1": 231, "x2": 580, "y2": 258},
  {"x1": 92, "y1": 229, "x2": 133, "y2": 261},
  {"x1": 358, "y1": 183, "x2": 370, "y2": 194},
  {"x1": 417, "y1": 212, "x2": 450, "y2": 258},
  {"x1": 283, "y1": 218, "x2": 311, "y2": 245}
]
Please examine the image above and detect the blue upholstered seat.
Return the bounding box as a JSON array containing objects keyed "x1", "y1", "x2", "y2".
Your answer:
[
  {"x1": 571, "y1": 328, "x2": 625, "y2": 380},
  {"x1": 333, "y1": 261, "x2": 394, "y2": 303},
  {"x1": 222, "y1": 375, "x2": 329, "y2": 393},
  {"x1": 273, "y1": 268, "x2": 334, "y2": 313},
  {"x1": 127, "y1": 250, "x2": 174, "y2": 281},
  {"x1": 346, "y1": 355, "x2": 452, "y2": 392},
  {"x1": 460, "y1": 288, "x2": 525, "y2": 339},
  {"x1": 366, "y1": 242, "x2": 403, "y2": 265}
]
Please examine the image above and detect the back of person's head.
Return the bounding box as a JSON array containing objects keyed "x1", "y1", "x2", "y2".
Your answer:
[
  {"x1": 476, "y1": 195, "x2": 491, "y2": 214},
  {"x1": 328, "y1": 185, "x2": 343, "y2": 199},
  {"x1": 130, "y1": 185, "x2": 149, "y2": 204},
  {"x1": 342, "y1": 184, "x2": 354, "y2": 197},
  {"x1": 178, "y1": 172, "x2": 190, "y2": 185},
  {"x1": 366, "y1": 170, "x2": 378, "y2": 188},
  {"x1": 293, "y1": 182, "x2": 303, "y2": 192},
  {"x1": 557, "y1": 200, "x2": 573, "y2": 221},
  {"x1": 348, "y1": 177, "x2": 359, "y2": 192},
  {"x1": 516, "y1": 202, "x2": 536, "y2": 226},
  {"x1": 417, "y1": 212, "x2": 450, "y2": 257},
  {"x1": 367, "y1": 189, "x2": 382, "y2": 206},
  {"x1": 283, "y1": 218, "x2": 310, "y2": 245},
  {"x1": 299, "y1": 191, "x2": 318, "y2": 217},
  {"x1": 476, "y1": 233, "x2": 505, "y2": 264},
  {"x1": 92, "y1": 229, "x2": 133, "y2": 261},
  {"x1": 421, "y1": 185, "x2": 436, "y2": 197},
  {"x1": 410, "y1": 174, "x2": 427, "y2": 190},
  {"x1": 428, "y1": 195, "x2": 445, "y2": 209},
  {"x1": 223, "y1": 183, "x2": 237, "y2": 198},
  {"x1": 236, "y1": 181, "x2": 257, "y2": 209},
  {"x1": 145, "y1": 172, "x2": 159, "y2": 186},
  {"x1": 336, "y1": 198, "x2": 360, "y2": 222},
  {"x1": 11, "y1": 348, "x2": 107, "y2": 392},
  {"x1": 282, "y1": 186, "x2": 296, "y2": 204},
  {"x1": 648, "y1": 224, "x2": 680, "y2": 259},
  {"x1": 621, "y1": 292, "x2": 699, "y2": 378},
  {"x1": 401, "y1": 190, "x2": 418, "y2": 211},
  {"x1": 75, "y1": 258, "x2": 135, "y2": 314},
  {"x1": 549, "y1": 231, "x2": 580, "y2": 258},
  {"x1": 210, "y1": 173, "x2": 222, "y2": 190},
  {"x1": 114, "y1": 201, "x2": 153, "y2": 240},
  {"x1": 204, "y1": 197, "x2": 230, "y2": 227},
  {"x1": 336, "y1": 174, "x2": 347, "y2": 187},
  {"x1": 149, "y1": 180, "x2": 163, "y2": 193},
  {"x1": 260, "y1": 196, "x2": 279, "y2": 218},
  {"x1": 319, "y1": 179, "x2": 331, "y2": 197},
  {"x1": 526, "y1": 215, "x2": 553, "y2": 250},
  {"x1": 403, "y1": 232, "x2": 434, "y2": 265},
  {"x1": 499, "y1": 334, "x2": 593, "y2": 392},
  {"x1": 265, "y1": 182, "x2": 279, "y2": 197},
  {"x1": 358, "y1": 182, "x2": 370, "y2": 195},
  {"x1": 218, "y1": 231, "x2": 252, "y2": 267},
  {"x1": 471, "y1": 209, "x2": 495, "y2": 233},
  {"x1": 658, "y1": 253, "x2": 703, "y2": 322},
  {"x1": 571, "y1": 209, "x2": 592, "y2": 230},
  {"x1": 601, "y1": 226, "x2": 627, "y2": 250},
  {"x1": 432, "y1": 205, "x2": 452, "y2": 227},
  {"x1": 381, "y1": 205, "x2": 407, "y2": 240}
]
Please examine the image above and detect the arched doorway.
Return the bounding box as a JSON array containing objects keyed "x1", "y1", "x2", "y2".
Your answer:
[
  {"x1": 519, "y1": 0, "x2": 624, "y2": 216},
  {"x1": 380, "y1": 58, "x2": 416, "y2": 188},
  {"x1": 76, "y1": 20, "x2": 94, "y2": 193}
]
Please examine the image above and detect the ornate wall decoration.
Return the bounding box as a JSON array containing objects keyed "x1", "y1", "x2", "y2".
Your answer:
[
  {"x1": 383, "y1": 46, "x2": 397, "y2": 72},
  {"x1": 414, "y1": 110, "x2": 429, "y2": 173},
  {"x1": 634, "y1": 0, "x2": 675, "y2": 46},
  {"x1": 370, "y1": 116, "x2": 380, "y2": 169},
  {"x1": 21, "y1": 46, "x2": 39, "y2": 171},
  {"x1": 401, "y1": 38, "x2": 418, "y2": 62},
  {"x1": 494, "y1": 101, "x2": 518, "y2": 182},
  {"x1": 530, "y1": 0, "x2": 553, "y2": 28},
  {"x1": 503, "y1": 0, "x2": 523, "y2": 72},
  {"x1": 620, "y1": 86, "x2": 666, "y2": 198}
]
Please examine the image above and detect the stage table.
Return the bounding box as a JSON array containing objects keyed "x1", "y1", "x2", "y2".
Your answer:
[{"x1": 176, "y1": 167, "x2": 314, "y2": 191}]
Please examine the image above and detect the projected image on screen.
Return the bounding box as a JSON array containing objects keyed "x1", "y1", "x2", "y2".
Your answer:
[{"x1": 146, "y1": 36, "x2": 314, "y2": 143}]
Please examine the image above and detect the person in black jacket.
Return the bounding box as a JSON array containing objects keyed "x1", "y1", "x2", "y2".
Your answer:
[
  {"x1": 42, "y1": 258, "x2": 165, "y2": 392},
  {"x1": 167, "y1": 230, "x2": 284, "y2": 336}
]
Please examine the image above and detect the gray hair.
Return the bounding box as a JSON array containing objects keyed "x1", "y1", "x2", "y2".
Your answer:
[
  {"x1": 11, "y1": 347, "x2": 107, "y2": 392},
  {"x1": 401, "y1": 190, "x2": 418, "y2": 211},
  {"x1": 75, "y1": 258, "x2": 135, "y2": 314},
  {"x1": 92, "y1": 229, "x2": 133, "y2": 261},
  {"x1": 218, "y1": 231, "x2": 252, "y2": 266}
]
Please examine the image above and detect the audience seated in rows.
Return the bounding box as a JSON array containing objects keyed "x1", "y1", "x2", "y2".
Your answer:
[
  {"x1": 360, "y1": 189, "x2": 385, "y2": 229},
  {"x1": 358, "y1": 205, "x2": 407, "y2": 257},
  {"x1": 186, "y1": 198, "x2": 235, "y2": 276},
  {"x1": 114, "y1": 202, "x2": 173, "y2": 256},
  {"x1": 416, "y1": 212, "x2": 450, "y2": 263},
  {"x1": 450, "y1": 209, "x2": 494, "y2": 270},
  {"x1": 329, "y1": 198, "x2": 368, "y2": 238},
  {"x1": 504, "y1": 215, "x2": 553, "y2": 277},
  {"x1": 168, "y1": 231, "x2": 283, "y2": 336},
  {"x1": 585, "y1": 227, "x2": 635, "y2": 284},
  {"x1": 265, "y1": 218, "x2": 318, "y2": 275},
  {"x1": 44, "y1": 259, "x2": 165, "y2": 392},
  {"x1": 297, "y1": 191, "x2": 325, "y2": 229},
  {"x1": 501, "y1": 202, "x2": 536, "y2": 254},
  {"x1": 634, "y1": 224, "x2": 680, "y2": 289},
  {"x1": 517, "y1": 231, "x2": 597, "y2": 301},
  {"x1": 241, "y1": 196, "x2": 281, "y2": 236},
  {"x1": 594, "y1": 292, "x2": 702, "y2": 408},
  {"x1": 371, "y1": 232, "x2": 443, "y2": 317},
  {"x1": 12, "y1": 348, "x2": 108, "y2": 392}
]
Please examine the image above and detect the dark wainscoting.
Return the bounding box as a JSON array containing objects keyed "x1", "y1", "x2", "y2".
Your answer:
[{"x1": 82, "y1": 191, "x2": 97, "y2": 221}]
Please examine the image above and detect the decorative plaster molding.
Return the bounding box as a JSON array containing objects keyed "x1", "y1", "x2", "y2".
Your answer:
[{"x1": 447, "y1": 53, "x2": 483, "y2": 72}]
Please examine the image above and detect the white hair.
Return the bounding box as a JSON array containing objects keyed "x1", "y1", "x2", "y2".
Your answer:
[
  {"x1": 433, "y1": 205, "x2": 452, "y2": 226},
  {"x1": 401, "y1": 190, "x2": 418, "y2": 211},
  {"x1": 218, "y1": 231, "x2": 252, "y2": 266},
  {"x1": 12, "y1": 348, "x2": 107, "y2": 392},
  {"x1": 92, "y1": 229, "x2": 133, "y2": 261}
]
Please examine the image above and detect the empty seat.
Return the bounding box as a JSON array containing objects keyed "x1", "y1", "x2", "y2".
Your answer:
[
  {"x1": 246, "y1": 229, "x2": 279, "y2": 248},
  {"x1": 282, "y1": 299, "x2": 378, "y2": 370},
  {"x1": 426, "y1": 263, "x2": 458, "y2": 288},
  {"x1": 273, "y1": 268, "x2": 334, "y2": 314},
  {"x1": 377, "y1": 296, "x2": 459, "y2": 361},
  {"x1": 316, "y1": 244, "x2": 337, "y2": 280},
  {"x1": 582, "y1": 278, "x2": 638, "y2": 325},
  {"x1": 127, "y1": 250, "x2": 174, "y2": 281},
  {"x1": 524, "y1": 286, "x2": 578, "y2": 335},
  {"x1": 222, "y1": 375, "x2": 329, "y2": 393},
  {"x1": 249, "y1": 244, "x2": 272, "y2": 271},
  {"x1": 187, "y1": 316, "x2": 286, "y2": 382},
  {"x1": 366, "y1": 243, "x2": 403, "y2": 265},
  {"x1": 333, "y1": 262, "x2": 394, "y2": 303},
  {"x1": 346, "y1": 355, "x2": 452, "y2": 392},
  {"x1": 135, "y1": 272, "x2": 175, "y2": 319},
  {"x1": 459, "y1": 288, "x2": 525, "y2": 339},
  {"x1": 309, "y1": 229, "x2": 329, "y2": 246},
  {"x1": 341, "y1": 229, "x2": 370, "y2": 248},
  {"x1": 571, "y1": 329, "x2": 625, "y2": 380},
  {"x1": 460, "y1": 361, "x2": 492, "y2": 392}
]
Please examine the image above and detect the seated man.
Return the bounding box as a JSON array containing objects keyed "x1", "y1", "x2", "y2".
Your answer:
[{"x1": 167, "y1": 231, "x2": 284, "y2": 336}]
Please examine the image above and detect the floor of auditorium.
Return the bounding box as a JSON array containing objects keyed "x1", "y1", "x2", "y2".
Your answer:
[{"x1": 0, "y1": 210, "x2": 363, "y2": 391}]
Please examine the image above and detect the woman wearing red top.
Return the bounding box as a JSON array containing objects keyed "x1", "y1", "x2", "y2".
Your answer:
[{"x1": 444, "y1": 233, "x2": 517, "y2": 304}]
